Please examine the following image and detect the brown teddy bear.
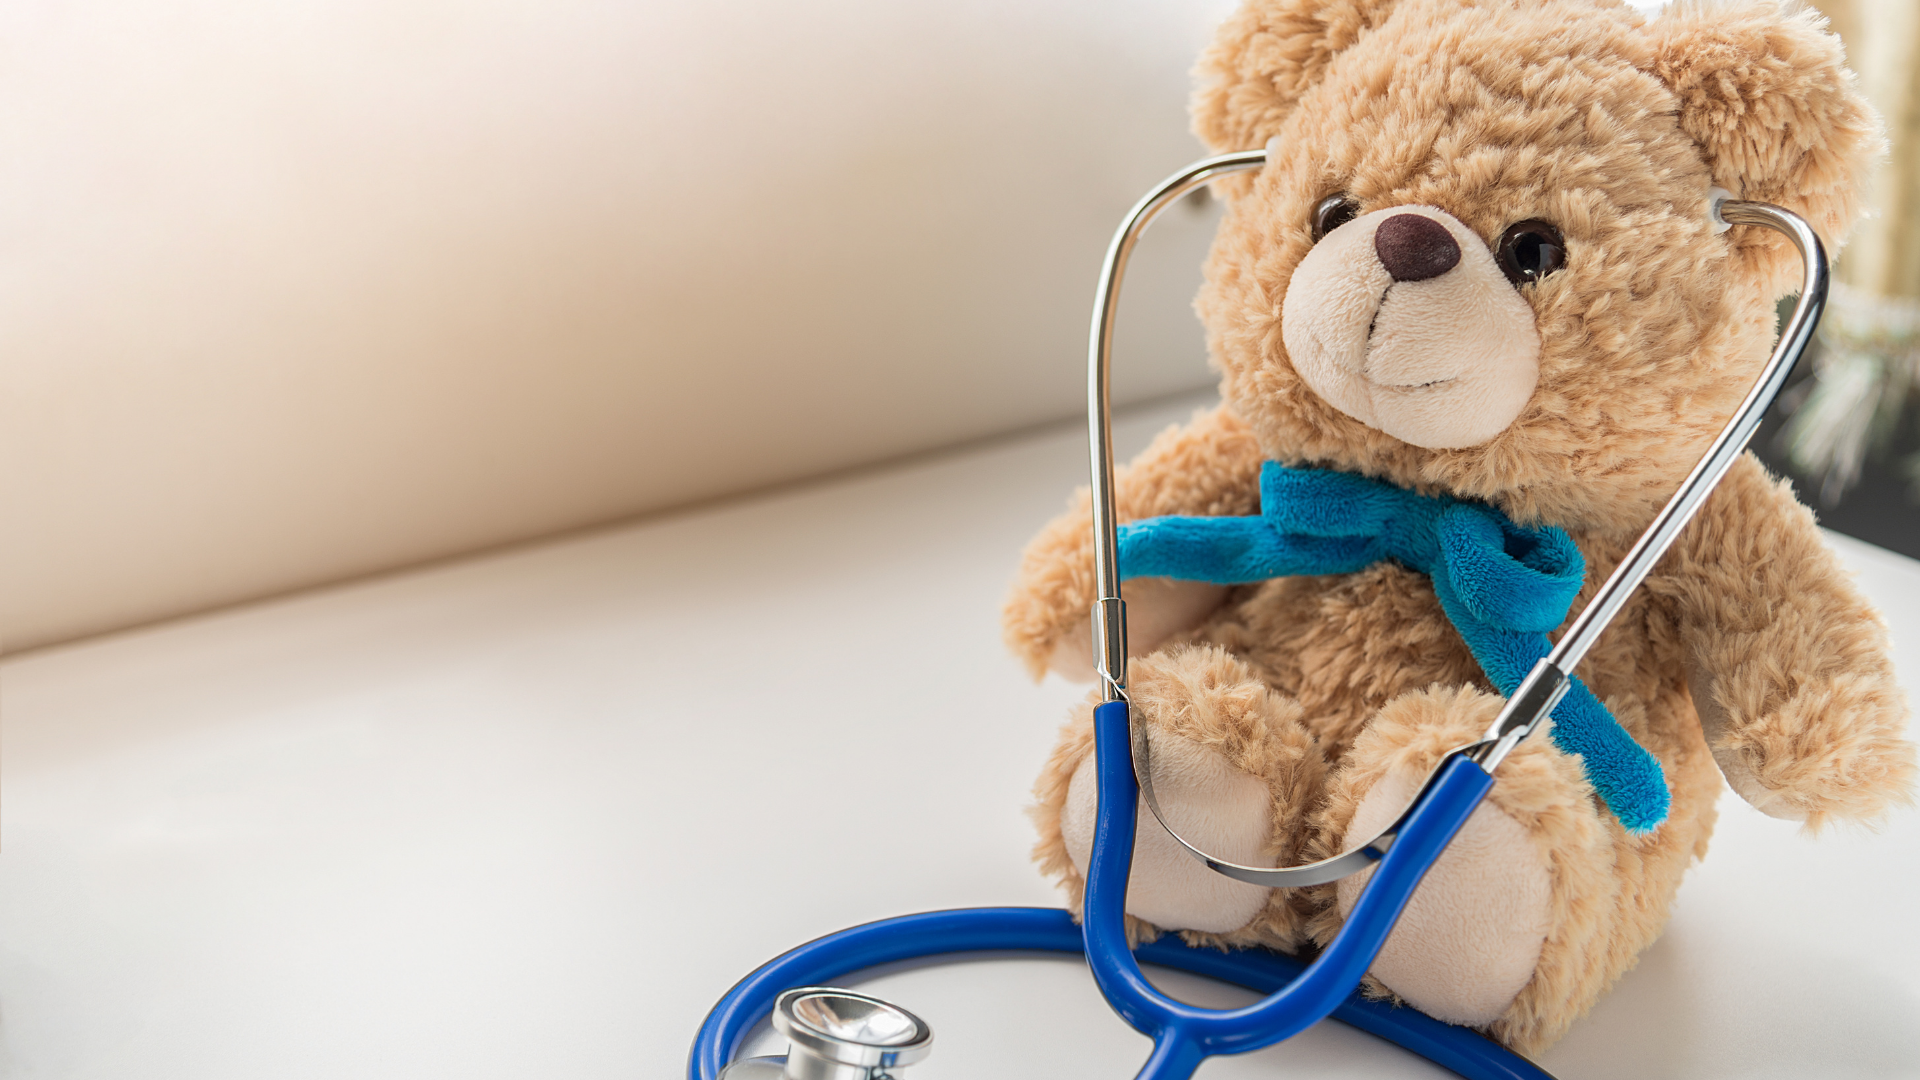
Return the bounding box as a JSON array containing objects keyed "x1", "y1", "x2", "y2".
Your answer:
[{"x1": 1003, "y1": 0, "x2": 1915, "y2": 1053}]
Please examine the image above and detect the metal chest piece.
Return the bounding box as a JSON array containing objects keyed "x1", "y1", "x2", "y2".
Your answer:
[{"x1": 718, "y1": 987, "x2": 933, "y2": 1080}]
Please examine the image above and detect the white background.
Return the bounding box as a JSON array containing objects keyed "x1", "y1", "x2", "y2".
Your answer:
[{"x1": 4, "y1": 396, "x2": 1915, "y2": 1080}]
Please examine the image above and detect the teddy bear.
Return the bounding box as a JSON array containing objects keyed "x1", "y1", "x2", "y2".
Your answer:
[{"x1": 1003, "y1": 0, "x2": 1915, "y2": 1053}]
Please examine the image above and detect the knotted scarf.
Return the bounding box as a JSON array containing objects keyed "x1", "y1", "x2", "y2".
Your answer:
[{"x1": 1118, "y1": 462, "x2": 1669, "y2": 832}]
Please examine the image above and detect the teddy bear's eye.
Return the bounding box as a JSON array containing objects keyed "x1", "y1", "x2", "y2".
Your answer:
[
  {"x1": 1310, "y1": 193, "x2": 1360, "y2": 242},
  {"x1": 1495, "y1": 220, "x2": 1567, "y2": 286}
]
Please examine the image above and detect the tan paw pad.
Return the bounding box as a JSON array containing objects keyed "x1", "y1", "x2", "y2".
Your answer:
[
  {"x1": 1059, "y1": 730, "x2": 1273, "y2": 934},
  {"x1": 1336, "y1": 769, "x2": 1552, "y2": 1026}
]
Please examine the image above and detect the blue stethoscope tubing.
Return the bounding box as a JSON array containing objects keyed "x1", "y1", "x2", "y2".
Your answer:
[
  {"x1": 689, "y1": 147, "x2": 1826, "y2": 1080},
  {"x1": 688, "y1": 703, "x2": 1538, "y2": 1080}
]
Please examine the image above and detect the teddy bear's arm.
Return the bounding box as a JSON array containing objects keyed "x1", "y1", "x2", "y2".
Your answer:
[
  {"x1": 1663, "y1": 453, "x2": 1915, "y2": 825},
  {"x1": 1002, "y1": 404, "x2": 1265, "y2": 681}
]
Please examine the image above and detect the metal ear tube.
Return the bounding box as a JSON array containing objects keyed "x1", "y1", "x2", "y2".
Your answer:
[
  {"x1": 1090, "y1": 154, "x2": 1828, "y2": 880},
  {"x1": 1468, "y1": 201, "x2": 1828, "y2": 773},
  {"x1": 692, "y1": 148, "x2": 1831, "y2": 1080},
  {"x1": 1088, "y1": 150, "x2": 1268, "y2": 706}
]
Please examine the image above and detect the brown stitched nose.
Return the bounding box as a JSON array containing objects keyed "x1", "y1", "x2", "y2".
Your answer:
[{"x1": 1373, "y1": 213, "x2": 1461, "y2": 282}]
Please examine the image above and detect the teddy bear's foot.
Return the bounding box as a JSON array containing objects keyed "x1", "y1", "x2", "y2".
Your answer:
[
  {"x1": 1061, "y1": 721, "x2": 1272, "y2": 932},
  {"x1": 1054, "y1": 645, "x2": 1322, "y2": 935},
  {"x1": 1328, "y1": 688, "x2": 1553, "y2": 1028},
  {"x1": 1335, "y1": 764, "x2": 1552, "y2": 1025}
]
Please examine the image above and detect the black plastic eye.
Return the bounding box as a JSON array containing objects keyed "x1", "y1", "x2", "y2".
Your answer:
[
  {"x1": 1495, "y1": 220, "x2": 1567, "y2": 285},
  {"x1": 1311, "y1": 193, "x2": 1360, "y2": 242}
]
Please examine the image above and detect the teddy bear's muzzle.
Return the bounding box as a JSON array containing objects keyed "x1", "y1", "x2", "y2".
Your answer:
[{"x1": 1281, "y1": 205, "x2": 1542, "y2": 450}]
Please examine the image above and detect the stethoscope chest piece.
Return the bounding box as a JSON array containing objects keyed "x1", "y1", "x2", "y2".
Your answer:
[{"x1": 719, "y1": 987, "x2": 933, "y2": 1080}]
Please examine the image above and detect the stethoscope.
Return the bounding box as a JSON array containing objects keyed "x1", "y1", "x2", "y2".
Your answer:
[{"x1": 688, "y1": 148, "x2": 1829, "y2": 1080}]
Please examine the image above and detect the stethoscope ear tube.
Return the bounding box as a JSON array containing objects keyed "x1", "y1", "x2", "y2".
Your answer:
[
  {"x1": 1471, "y1": 200, "x2": 1827, "y2": 770},
  {"x1": 1087, "y1": 149, "x2": 1269, "y2": 706},
  {"x1": 1086, "y1": 147, "x2": 1829, "y2": 878}
]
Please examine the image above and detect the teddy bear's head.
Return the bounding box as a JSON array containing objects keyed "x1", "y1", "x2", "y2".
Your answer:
[{"x1": 1193, "y1": 0, "x2": 1880, "y2": 531}]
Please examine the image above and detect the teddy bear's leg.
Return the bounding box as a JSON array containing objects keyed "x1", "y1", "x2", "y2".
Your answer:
[
  {"x1": 1031, "y1": 644, "x2": 1323, "y2": 947},
  {"x1": 1312, "y1": 685, "x2": 1710, "y2": 1053}
]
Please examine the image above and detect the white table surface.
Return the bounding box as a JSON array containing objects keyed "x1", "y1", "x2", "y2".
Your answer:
[{"x1": 4, "y1": 394, "x2": 1918, "y2": 1080}]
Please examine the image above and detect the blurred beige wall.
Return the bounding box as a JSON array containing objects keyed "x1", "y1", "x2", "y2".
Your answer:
[
  {"x1": 0, "y1": 0, "x2": 1234, "y2": 654},
  {"x1": 1814, "y1": 0, "x2": 1920, "y2": 298}
]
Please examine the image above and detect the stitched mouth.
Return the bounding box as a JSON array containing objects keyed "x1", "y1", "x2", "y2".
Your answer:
[
  {"x1": 1374, "y1": 376, "x2": 1457, "y2": 392},
  {"x1": 1357, "y1": 287, "x2": 1458, "y2": 392}
]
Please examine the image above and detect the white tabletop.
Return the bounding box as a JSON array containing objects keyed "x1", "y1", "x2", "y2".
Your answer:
[{"x1": 4, "y1": 395, "x2": 1917, "y2": 1080}]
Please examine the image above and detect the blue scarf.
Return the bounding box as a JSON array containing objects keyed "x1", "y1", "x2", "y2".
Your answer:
[{"x1": 1118, "y1": 462, "x2": 1668, "y2": 832}]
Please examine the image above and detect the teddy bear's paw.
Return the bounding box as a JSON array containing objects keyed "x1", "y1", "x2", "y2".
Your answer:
[
  {"x1": 1335, "y1": 766, "x2": 1552, "y2": 1027},
  {"x1": 1059, "y1": 724, "x2": 1274, "y2": 933}
]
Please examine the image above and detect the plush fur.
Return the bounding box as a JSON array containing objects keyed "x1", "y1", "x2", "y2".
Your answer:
[{"x1": 1006, "y1": 0, "x2": 1913, "y2": 1053}]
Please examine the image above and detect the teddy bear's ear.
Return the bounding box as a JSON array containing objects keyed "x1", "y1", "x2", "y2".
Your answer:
[
  {"x1": 1191, "y1": 0, "x2": 1400, "y2": 153},
  {"x1": 1649, "y1": 3, "x2": 1882, "y2": 254}
]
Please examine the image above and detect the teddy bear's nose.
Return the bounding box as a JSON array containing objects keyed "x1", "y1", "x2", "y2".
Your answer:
[{"x1": 1373, "y1": 214, "x2": 1461, "y2": 282}]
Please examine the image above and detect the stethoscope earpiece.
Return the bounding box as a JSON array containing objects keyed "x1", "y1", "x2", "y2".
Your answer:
[{"x1": 1709, "y1": 186, "x2": 1735, "y2": 235}]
